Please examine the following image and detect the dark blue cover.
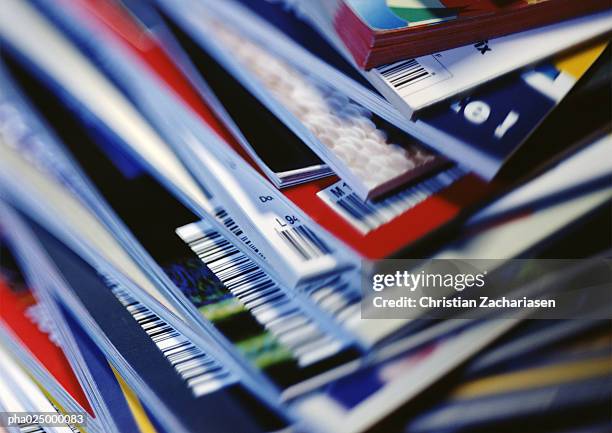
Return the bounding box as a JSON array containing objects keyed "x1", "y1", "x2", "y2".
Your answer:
[
  {"x1": 24, "y1": 213, "x2": 283, "y2": 433},
  {"x1": 420, "y1": 72, "x2": 557, "y2": 173},
  {"x1": 58, "y1": 303, "x2": 145, "y2": 433}
]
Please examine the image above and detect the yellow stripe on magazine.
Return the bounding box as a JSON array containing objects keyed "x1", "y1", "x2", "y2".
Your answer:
[
  {"x1": 555, "y1": 42, "x2": 607, "y2": 79},
  {"x1": 29, "y1": 373, "x2": 89, "y2": 433},
  {"x1": 452, "y1": 357, "x2": 612, "y2": 399},
  {"x1": 111, "y1": 364, "x2": 157, "y2": 433}
]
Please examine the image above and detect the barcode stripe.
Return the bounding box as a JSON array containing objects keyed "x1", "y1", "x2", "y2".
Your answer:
[
  {"x1": 394, "y1": 71, "x2": 430, "y2": 88},
  {"x1": 108, "y1": 280, "x2": 235, "y2": 397},
  {"x1": 177, "y1": 210, "x2": 345, "y2": 366},
  {"x1": 19, "y1": 424, "x2": 45, "y2": 433},
  {"x1": 275, "y1": 224, "x2": 331, "y2": 261},
  {"x1": 380, "y1": 59, "x2": 433, "y2": 90},
  {"x1": 214, "y1": 209, "x2": 265, "y2": 260},
  {"x1": 386, "y1": 61, "x2": 421, "y2": 82},
  {"x1": 318, "y1": 167, "x2": 466, "y2": 234}
]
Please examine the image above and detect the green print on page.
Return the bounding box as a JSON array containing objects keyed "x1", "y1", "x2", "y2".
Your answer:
[
  {"x1": 387, "y1": 0, "x2": 458, "y2": 25},
  {"x1": 163, "y1": 257, "x2": 295, "y2": 369}
]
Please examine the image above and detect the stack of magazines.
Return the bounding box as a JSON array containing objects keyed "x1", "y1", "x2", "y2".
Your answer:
[{"x1": 0, "y1": 1, "x2": 610, "y2": 433}]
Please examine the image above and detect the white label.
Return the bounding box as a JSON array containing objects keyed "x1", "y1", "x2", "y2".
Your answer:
[
  {"x1": 317, "y1": 167, "x2": 465, "y2": 234},
  {"x1": 375, "y1": 55, "x2": 452, "y2": 97}
]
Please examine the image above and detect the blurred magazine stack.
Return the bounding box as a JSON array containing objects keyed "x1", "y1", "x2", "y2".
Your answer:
[{"x1": 0, "y1": 1, "x2": 610, "y2": 433}]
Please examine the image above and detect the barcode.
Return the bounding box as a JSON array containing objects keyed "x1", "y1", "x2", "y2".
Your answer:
[
  {"x1": 67, "y1": 422, "x2": 81, "y2": 433},
  {"x1": 19, "y1": 424, "x2": 44, "y2": 433},
  {"x1": 378, "y1": 59, "x2": 433, "y2": 90},
  {"x1": 214, "y1": 208, "x2": 265, "y2": 260},
  {"x1": 302, "y1": 275, "x2": 361, "y2": 328},
  {"x1": 109, "y1": 282, "x2": 235, "y2": 396},
  {"x1": 18, "y1": 423, "x2": 78, "y2": 433},
  {"x1": 318, "y1": 167, "x2": 466, "y2": 234},
  {"x1": 276, "y1": 224, "x2": 331, "y2": 261},
  {"x1": 177, "y1": 221, "x2": 345, "y2": 366}
]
